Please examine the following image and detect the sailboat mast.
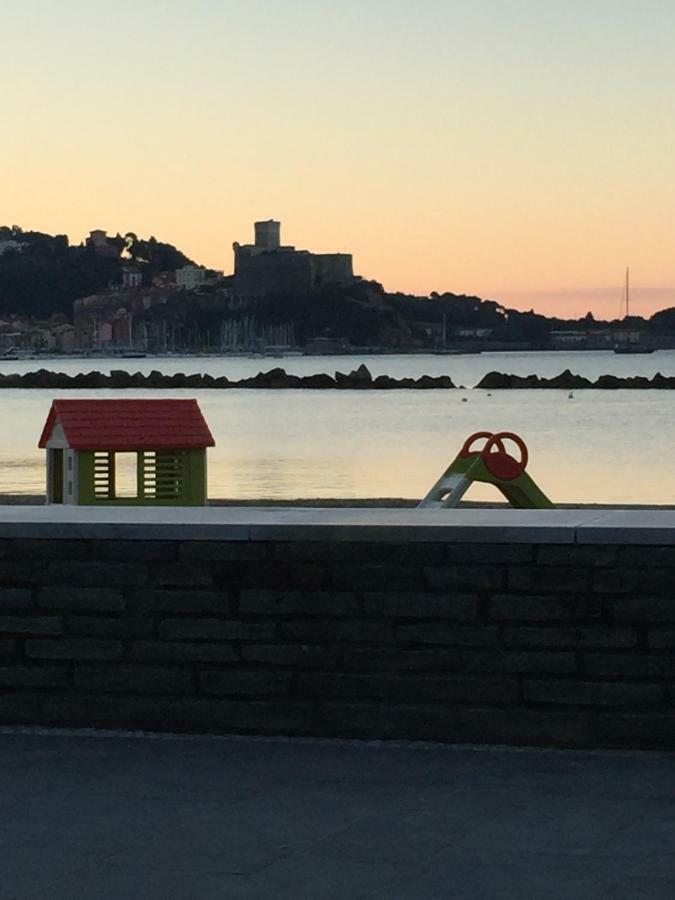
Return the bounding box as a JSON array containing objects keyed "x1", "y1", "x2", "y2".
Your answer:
[{"x1": 625, "y1": 267, "x2": 630, "y2": 318}]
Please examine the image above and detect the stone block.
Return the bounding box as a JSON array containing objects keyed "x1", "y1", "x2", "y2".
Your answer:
[
  {"x1": 271, "y1": 542, "x2": 357, "y2": 562},
  {"x1": 200, "y1": 670, "x2": 293, "y2": 696},
  {"x1": 583, "y1": 654, "x2": 653, "y2": 678},
  {"x1": 158, "y1": 618, "x2": 275, "y2": 641},
  {"x1": 342, "y1": 647, "x2": 461, "y2": 671},
  {"x1": 453, "y1": 707, "x2": 597, "y2": 749},
  {"x1": 96, "y1": 541, "x2": 177, "y2": 562},
  {"x1": 241, "y1": 644, "x2": 338, "y2": 667},
  {"x1": 73, "y1": 666, "x2": 194, "y2": 694},
  {"x1": 489, "y1": 595, "x2": 572, "y2": 621},
  {"x1": 523, "y1": 680, "x2": 664, "y2": 708},
  {"x1": 370, "y1": 543, "x2": 448, "y2": 566},
  {"x1": 4, "y1": 539, "x2": 90, "y2": 560},
  {"x1": 594, "y1": 569, "x2": 675, "y2": 595},
  {"x1": 507, "y1": 566, "x2": 591, "y2": 593},
  {"x1": 0, "y1": 639, "x2": 17, "y2": 658},
  {"x1": 136, "y1": 590, "x2": 229, "y2": 614},
  {"x1": 298, "y1": 673, "x2": 518, "y2": 704},
  {"x1": 0, "y1": 616, "x2": 62, "y2": 635},
  {"x1": 648, "y1": 630, "x2": 675, "y2": 649},
  {"x1": 331, "y1": 564, "x2": 419, "y2": 592},
  {"x1": 316, "y1": 702, "x2": 459, "y2": 742},
  {"x1": 219, "y1": 560, "x2": 297, "y2": 590},
  {"x1": 239, "y1": 590, "x2": 358, "y2": 616},
  {"x1": 396, "y1": 623, "x2": 499, "y2": 646},
  {"x1": 47, "y1": 561, "x2": 147, "y2": 588},
  {"x1": 364, "y1": 592, "x2": 478, "y2": 621},
  {"x1": 25, "y1": 639, "x2": 123, "y2": 661},
  {"x1": 0, "y1": 561, "x2": 48, "y2": 585},
  {"x1": 130, "y1": 641, "x2": 239, "y2": 663},
  {"x1": 503, "y1": 626, "x2": 637, "y2": 649},
  {"x1": 277, "y1": 620, "x2": 392, "y2": 643},
  {"x1": 179, "y1": 542, "x2": 268, "y2": 562},
  {"x1": 620, "y1": 547, "x2": 675, "y2": 567},
  {"x1": 443, "y1": 544, "x2": 535, "y2": 565},
  {"x1": 272, "y1": 542, "x2": 442, "y2": 564},
  {"x1": 611, "y1": 597, "x2": 675, "y2": 622},
  {"x1": 463, "y1": 650, "x2": 578, "y2": 675},
  {"x1": 149, "y1": 563, "x2": 215, "y2": 589},
  {"x1": 38, "y1": 588, "x2": 125, "y2": 613},
  {"x1": 648, "y1": 657, "x2": 675, "y2": 677},
  {"x1": 425, "y1": 566, "x2": 504, "y2": 591},
  {"x1": 41, "y1": 696, "x2": 313, "y2": 734},
  {"x1": 0, "y1": 694, "x2": 44, "y2": 723},
  {"x1": 0, "y1": 666, "x2": 68, "y2": 688},
  {"x1": 0, "y1": 588, "x2": 33, "y2": 611},
  {"x1": 536, "y1": 546, "x2": 617, "y2": 567},
  {"x1": 592, "y1": 712, "x2": 675, "y2": 750},
  {"x1": 66, "y1": 615, "x2": 155, "y2": 638}
]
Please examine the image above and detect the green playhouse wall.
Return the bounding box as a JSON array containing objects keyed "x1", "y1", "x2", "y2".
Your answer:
[{"x1": 77, "y1": 449, "x2": 207, "y2": 506}]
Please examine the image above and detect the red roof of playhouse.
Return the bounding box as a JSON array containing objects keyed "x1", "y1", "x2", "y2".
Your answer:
[{"x1": 39, "y1": 399, "x2": 215, "y2": 451}]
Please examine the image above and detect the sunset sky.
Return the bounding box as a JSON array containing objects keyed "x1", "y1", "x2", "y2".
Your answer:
[{"x1": 3, "y1": 0, "x2": 675, "y2": 318}]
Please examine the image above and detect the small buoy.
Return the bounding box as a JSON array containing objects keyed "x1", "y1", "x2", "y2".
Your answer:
[
  {"x1": 487, "y1": 393, "x2": 492, "y2": 397},
  {"x1": 568, "y1": 392, "x2": 574, "y2": 399}
]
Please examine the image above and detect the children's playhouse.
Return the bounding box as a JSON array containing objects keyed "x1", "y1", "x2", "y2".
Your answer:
[{"x1": 38, "y1": 399, "x2": 215, "y2": 506}]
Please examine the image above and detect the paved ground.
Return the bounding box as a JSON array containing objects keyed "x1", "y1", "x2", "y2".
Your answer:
[{"x1": 2, "y1": 730, "x2": 675, "y2": 899}]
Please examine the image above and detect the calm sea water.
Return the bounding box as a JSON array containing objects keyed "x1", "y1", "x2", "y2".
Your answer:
[{"x1": 1, "y1": 351, "x2": 674, "y2": 503}]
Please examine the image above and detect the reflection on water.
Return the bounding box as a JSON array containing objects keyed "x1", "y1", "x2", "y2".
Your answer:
[{"x1": 1, "y1": 385, "x2": 674, "y2": 504}]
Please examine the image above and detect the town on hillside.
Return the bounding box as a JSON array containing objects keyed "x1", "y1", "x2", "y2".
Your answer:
[{"x1": 1, "y1": 222, "x2": 674, "y2": 356}]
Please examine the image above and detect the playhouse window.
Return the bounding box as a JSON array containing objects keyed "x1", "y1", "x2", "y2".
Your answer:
[
  {"x1": 140, "y1": 450, "x2": 184, "y2": 500},
  {"x1": 94, "y1": 452, "x2": 114, "y2": 500},
  {"x1": 114, "y1": 453, "x2": 138, "y2": 498}
]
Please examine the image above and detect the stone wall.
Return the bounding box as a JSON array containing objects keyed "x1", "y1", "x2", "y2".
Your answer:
[{"x1": 1, "y1": 517, "x2": 675, "y2": 749}]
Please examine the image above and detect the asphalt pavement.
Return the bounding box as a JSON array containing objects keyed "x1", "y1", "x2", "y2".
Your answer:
[{"x1": 2, "y1": 729, "x2": 674, "y2": 899}]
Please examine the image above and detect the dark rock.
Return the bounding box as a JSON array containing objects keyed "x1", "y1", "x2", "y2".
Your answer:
[
  {"x1": 300, "y1": 373, "x2": 337, "y2": 389},
  {"x1": 350, "y1": 364, "x2": 373, "y2": 384},
  {"x1": 415, "y1": 375, "x2": 455, "y2": 389},
  {"x1": 373, "y1": 375, "x2": 398, "y2": 389},
  {"x1": 109, "y1": 370, "x2": 134, "y2": 388},
  {"x1": 475, "y1": 371, "x2": 513, "y2": 389},
  {"x1": 594, "y1": 375, "x2": 621, "y2": 389},
  {"x1": 547, "y1": 370, "x2": 592, "y2": 389}
]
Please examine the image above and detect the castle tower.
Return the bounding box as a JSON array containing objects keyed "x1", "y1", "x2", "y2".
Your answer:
[{"x1": 254, "y1": 220, "x2": 281, "y2": 251}]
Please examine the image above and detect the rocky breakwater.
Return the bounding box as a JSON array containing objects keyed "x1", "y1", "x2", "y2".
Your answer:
[
  {"x1": 0, "y1": 365, "x2": 456, "y2": 390},
  {"x1": 476, "y1": 369, "x2": 675, "y2": 390}
]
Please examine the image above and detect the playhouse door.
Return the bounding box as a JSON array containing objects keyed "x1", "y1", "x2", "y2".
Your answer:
[{"x1": 49, "y1": 449, "x2": 64, "y2": 504}]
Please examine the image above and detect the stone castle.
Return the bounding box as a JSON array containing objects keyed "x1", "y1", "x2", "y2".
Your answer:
[{"x1": 231, "y1": 220, "x2": 356, "y2": 296}]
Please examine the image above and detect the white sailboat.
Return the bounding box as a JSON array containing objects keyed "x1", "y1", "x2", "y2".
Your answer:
[{"x1": 613, "y1": 268, "x2": 655, "y2": 354}]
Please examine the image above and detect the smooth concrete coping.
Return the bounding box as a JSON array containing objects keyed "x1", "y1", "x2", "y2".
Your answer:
[{"x1": 0, "y1": 505, "x2": 674, "y2": 544}]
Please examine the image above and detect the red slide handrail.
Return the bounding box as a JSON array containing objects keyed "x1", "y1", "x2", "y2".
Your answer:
[{"x1": 481, "y1": 432, "x2": 529, "y2": 480}]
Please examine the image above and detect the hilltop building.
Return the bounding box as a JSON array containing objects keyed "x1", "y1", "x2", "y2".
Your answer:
[
  {"x1": 122, "y1": 267, "x2": 143, "y2": 289},
  {"x1": 86, "y1": 230, "x2": 121, "y2": 259},
  {"x1": 176, "y1": 265, "x2": 208, "y2": 291},
  {"x1": 231, "y1": 220, "x2": 356, "y2": 296}
]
